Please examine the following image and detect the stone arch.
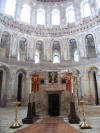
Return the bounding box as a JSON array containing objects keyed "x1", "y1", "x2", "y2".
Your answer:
[
  {"x1": 0, "y1": 65, "x2": 9, "y2": 106},
  {"x1": 85, "y1": 34, "x2": 97, "y2": 58},
  {"x1": 16, "y1": 68, "x2": 27, "y2": 105},
  {"x1": 86, "y1": 66, "x2": 99, "y2": 105},
  {"x1": 0, "y1": 31, "x2": 10, "y2": 58}
]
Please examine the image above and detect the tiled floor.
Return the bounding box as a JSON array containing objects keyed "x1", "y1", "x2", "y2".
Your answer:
[{"x1": 0, "y1": 105, "x2": 100, "y2": 133}]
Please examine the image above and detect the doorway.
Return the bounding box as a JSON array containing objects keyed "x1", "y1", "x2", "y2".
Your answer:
[
  {"x1": 17, "y1": 73, "x2": 23, "y2": 103},
  {"x1": 48, "y1": 94, "x2": 60, "y2": 116},
  {"x1": 0, "y1": 70, "x2": 3, "y2": 105}
]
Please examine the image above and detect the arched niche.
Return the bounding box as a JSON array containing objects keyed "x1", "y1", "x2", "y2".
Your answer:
[
  {"x1": 0, "y1": 31, "x2": 10, "y2": 58},
  {"x1": 85, "y1": 34, "x2": 97, "y2": 58},
  {"x1": 19, "y1": 38, "x2": 27, "y2": 61},
  {"x1": 52, "y1": 41, "x2": 61, "y2": 63},
  {"x1": 16, "y1": 69, "x2": 26, "y2": 105},
  {"x1": 69, "y1": 39, "x2": 79, "y2": 61}
]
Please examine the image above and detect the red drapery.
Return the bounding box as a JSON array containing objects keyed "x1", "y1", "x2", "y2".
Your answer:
[
  {"x1": 66, "y1": 73, "x2": 72, "y2": 92},
  {"x1": 31, "y1": 75, "x2": 39, "y2": 93}
]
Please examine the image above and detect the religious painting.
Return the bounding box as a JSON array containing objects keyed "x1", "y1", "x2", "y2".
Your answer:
[
  {"x1": 19, "y1": 38, "x2": 27, "y2": 61},
  {"x1": 0, "y1": 31, "x2": 10, "y2": 57},
  {"x1": 86, "y1": 34, "x2": 96, "y2": 58},
  {"x1": 31, "y1": 74, "x2": 39, "y2": 93},
  {"x1": 19, "y1": 38, "x2": 27, "y2": 52},
  {"x1": 48, "y1": 72, "x2": 58, "y2": 83},
  {"x1": 66, "y1": 73, "x2": 72, "y2": 92},
  {"x1": 69, "y1": 39, "x2": 77, "y2": 60}
]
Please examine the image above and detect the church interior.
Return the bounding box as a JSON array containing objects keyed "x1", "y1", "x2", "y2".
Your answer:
[{"x1": 0, "y1": 0, "x2": 100, "y2": 133}]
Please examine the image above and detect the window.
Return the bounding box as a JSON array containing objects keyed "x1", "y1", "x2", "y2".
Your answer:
[
  {"x1": 52, "y1": 9, "x2": 60, "y2": 25},
  {"x1": 35, "y1": 51, "x2": 39, "y2": 64},
  {"x1": 53, "y1": 52, "x2": 60, "y2": 64},
  {"x1": 74, "y1": 50, "x2": 79, "y2": 62},
  {"x1": 37, "y1": 9, "x2": 45, "y2": 25},
  {"x1": 5, "y1": 0, "x2": 16, "y2": 17},
  {"x1": 21, "y1": 4, "x2": 30, "y2": 24},
  {"x1": 81, "y1": 1, "x2": 91, "y2": 18},
  {"x1": 96, "y1": 0, "x2": 100, "y2": 9},
  {"x1": 66, "y1": 6, "x2": 75, "y2": 23}
]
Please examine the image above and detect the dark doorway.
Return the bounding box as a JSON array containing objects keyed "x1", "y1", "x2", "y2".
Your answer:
[
  {"x1": 0, "y1": 70, "x2": 3, "y2": 105},
  {"x1": 48, "y1": 94, "x2": 60, "y2": 116},
  {"x1": 17, "y1": 73, "x2": 23, "y2": 103},
  {"x1": 93, "y1": 71, "x2": 99, "y2": 105}
]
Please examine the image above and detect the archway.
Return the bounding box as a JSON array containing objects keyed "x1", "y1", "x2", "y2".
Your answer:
[
  {"x1": 0, "y1": 70, "x2": 3, "y2": 106},
  {"x1": 88, "y1": 67, "x2": 99, "y2": 105},
  {"x1": 17, "y1": 73, "x2": 23, "y2": 103}
]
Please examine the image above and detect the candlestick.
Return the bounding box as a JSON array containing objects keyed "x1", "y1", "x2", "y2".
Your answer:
[
  {"x1": 10, "y1": 101, "x2": 22, "y2": 128},
  {"x1": 80, "y1": 100, "x2": 92, "y2": 129}
]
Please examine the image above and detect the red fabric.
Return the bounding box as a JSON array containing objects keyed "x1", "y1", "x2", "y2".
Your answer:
[
  {"x1": 66, "y1": 73, "x2": 72, "y2": 92},
  {"x1": 31, "y1": 75, "x2": 39, "y2": 93}
]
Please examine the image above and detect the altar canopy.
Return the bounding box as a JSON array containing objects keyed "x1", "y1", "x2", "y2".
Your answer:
[
  {"x1": 66, "y1": 73, "x2": 72, "y2": 92},
  {"x1": 31, "y1": 75, "x2": 39, "y2": 92}
]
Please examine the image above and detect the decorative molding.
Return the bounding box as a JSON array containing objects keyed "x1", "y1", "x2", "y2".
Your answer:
[{"x1": 0, "y1": 13, "x2": 100, "y2": 37}]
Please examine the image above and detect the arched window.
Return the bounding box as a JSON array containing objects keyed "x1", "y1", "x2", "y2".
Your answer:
[
  {"x1": 81, "y1": 1, "x2": 91, "y2": 18},
  {"x1": 21, "y1": 4, "x2": 30, "y2": 24},
  {"x1": 52, "y1": 9, "x2": 60, "y2": 25},
  {"x1": 66, "y1": 6, "x2": 75, "y2": 23},
  {"x1": 5, "y1": 0, "x2": 16, "y2": 17},
  {"x1": 37, "y1": 9, "x2": 45, "y2": 25},
  {"x1": 96, "y1": 0, "x2": 100, "y2": 9},
  {"x1": 35, "y1": 51, "x2": 39, "y2": 64}
]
